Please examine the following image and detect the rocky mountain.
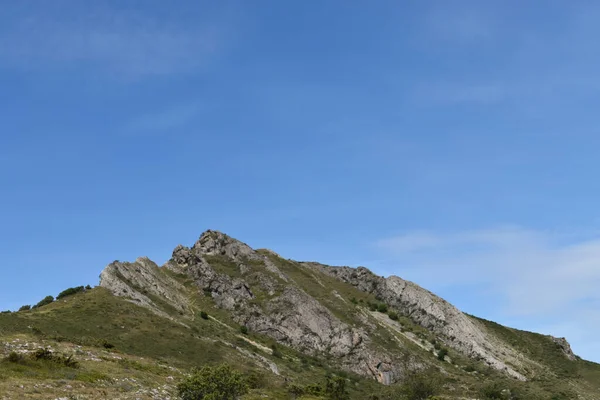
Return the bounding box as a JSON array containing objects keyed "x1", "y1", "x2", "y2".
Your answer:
[{"x1": 2, "y1": 230, "x2": 599, "y2": 399}]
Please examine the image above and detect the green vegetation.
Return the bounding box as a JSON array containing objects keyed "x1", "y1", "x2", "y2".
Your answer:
[
  {"x1": 436, "y1": 348, "x2": 448, "y2": 361},
  {"x1": 270, "y1": 344, "x2": 282, "y2": 358},
  {"x1": 0, "y1": 244, "x2": 599, "y2": 399},
  {"x1": 324, "y1": 376, "x2": 349, "y2": 400},
  {"x1": 479, "y1": 382, "x2": 508, "y2": 399},
  {"x1": 177, "y1": 364, "x2": 248, "y2": 400},
  {"x1": 18, "y1": 305, "x2": 30, "y2": 312},
  {"x1": 400, "y1": 370, "x2": 441, "y2": 400},
  {"x1": 57, "y1": 285, "x2": 87, "y2": 299},
  {"x1": 32, "y1": 295, "x2": 54, "y2": 308}
]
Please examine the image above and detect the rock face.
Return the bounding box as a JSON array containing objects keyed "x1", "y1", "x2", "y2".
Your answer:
[
  {"x1": 100, "y1": 257, "x2": 189, "y2": 319},
  {"x1": 99, "y1": 230, "x2": 577, "y2": 384},
  {"x1": 164, "y1": 231, "x2": 403, "y2": 383},
  {"x1": 305, "y1": 264, "x2": 528, "y2": 380},
  {"x1": 551, "y1": 336, "x2": 576, "y2": 361}
]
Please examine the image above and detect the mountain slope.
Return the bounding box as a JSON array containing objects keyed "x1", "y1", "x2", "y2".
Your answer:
[{"x1": 1, "y1": 229, "x2": 599, "y2": 399}]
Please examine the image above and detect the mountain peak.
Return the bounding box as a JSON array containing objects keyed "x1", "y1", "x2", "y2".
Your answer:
[
  {"x1": 92, "y1": 231, "x2": 593, "y2": 390},
  {"x1": 193, "y1": 229, "x2": 256, "y2": 260}
]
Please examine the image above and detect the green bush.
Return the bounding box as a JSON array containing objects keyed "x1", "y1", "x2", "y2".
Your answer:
[
  {"x1": 402, "y1": 371, "x2": 441, "y2": 400},
  {"x1": 479, "y1": 382, "x2": 508, "y2": 399},
  {"x1": 377, "y1": 304, "x2": 388, "y2": 313},
  {"x1": 388, "y1": 311, "x2": 399, "y2": 321},
  {"x1": 325, "y1": 376, "x2": 350, "y2": 400},
  {"x1": 18, "y1": 305, "x2": 31, "y2": 311},
  {"x1": 240, "y1": 326, "x2": 248, "y2": 335},
  {"x1": 6, "y1": 351, "x2": 24, "y2": 363},
  {"x1": 244, "y1": 370, "x2": 266, "y2": 389},
  {"x1": 271, "y1": 344, "x2": 282, "y2": 358},
  {"x1": 200, "y1": 311, "x2": 209, "y2": 320},
  {"x1": 177, "y1": 364, "x2": 248, "y2": 400},
  {"x1": 437, "y1": 348, "x2": 448, "y2": 361},
  {"x1": 57, "y1": 286, "x2": 86, "y2": 299},
  {"x1": 33, "y1": 295, "x2": 54, "y2": 308},
  {"x1": 305, "y1": 383, "x2": 322, "y2": 395},
  {"x1": 350, "y1": 297, "x2": 358, "y2": 304},
  {"x1": 30, "y1": 348, "x2": 79, "y2": 368},
  {"x1": 287, "y1": 383, "x2": 305, "y2": 398}
]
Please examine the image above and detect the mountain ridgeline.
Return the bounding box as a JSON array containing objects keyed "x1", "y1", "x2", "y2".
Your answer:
[{"x1": 1, "y1": 230, "x2": 599, "y2": 399}]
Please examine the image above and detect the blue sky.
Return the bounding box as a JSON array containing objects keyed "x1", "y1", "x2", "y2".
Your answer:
[{"x1": 2, "y1": 0, "x2": 600, "y2": 362}]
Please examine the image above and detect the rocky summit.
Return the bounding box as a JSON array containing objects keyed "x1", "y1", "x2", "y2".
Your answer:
[{"x1": 1, "y1": 230, "x2": 599, "y2": 399}]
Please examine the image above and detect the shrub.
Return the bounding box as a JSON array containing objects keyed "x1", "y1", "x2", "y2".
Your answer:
[
  {"x1": 350, "y1": 297, "x2": 358, "y2": 304},
  {"x1": 245, "y1": 370, "x2": 266, "y2": 389},
  {"x1": 401, "y1": 371, "x2": 441, "y2": 400},
  {"x1": 271, "y1": 344, "x2": 282, "y2": 358},
  {"x1": 200, "y1": 311, "x2": 209, "y2": 320},
  {"x1": 85, "y1": 284, "x2": 92, "y2": 290},
  {"x1": 31, "y1": 326, "x2": 43, "y2": 335},
  {"x1": 437, "y1": 348, "x2": 448, "y2": 361},
  {"x1": 287, "y1": 383, "x2": 305, "y2": 398},
  {"x1": 377, "y1": 304, "x2": 388, "y2": 313},
  {"x1": 368, "y1": 302, "x2": 378, "y2": 311},
  {"x1": 18, "y1": 305, "x2": 31, "y2": 312},
  {"x1": 464, "y1": 364, "x2": 476, "y2": 372},
  {"x1": 240, "y1": 326, "x2": 248, "y2": 335},
  {"x1": 325, "y1": 376, "x2": 350, "y2": 400},
  {"x1": 177, "y1": 364, "x2": 248, "y2": 400},
  {"x1": 6, "y1": 351, "x2": 23, "y2": 363},
  {"x1": 388, "y1": 311, "x2": 399, "y2": 321},
  {"x1": 479, "y1": 382, "x2": 508, "y2": 399},
  {"x1": 61, "y1": 354, "x2": 79, "y2": 368},
  {"x1": 57, "y1": 286, "x2": 86, "y2": 300},
  {"x1": 102, "y1": 340, "x2": 115, "y2": 349},
  {"x1": 33, "y1": 295, "x2": 54, "y2": 308},
  {"x1": 32, "y1": 348, "x2": 54, "y2": 361},
  {"x1": 305, "y1": 383, "x2": 322, "y2": 395}
]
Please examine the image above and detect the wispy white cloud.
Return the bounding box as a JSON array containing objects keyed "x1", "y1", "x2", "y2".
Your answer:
[
  {"x1": 123, "y1": 102, "x2": 203, "y2": 135},
  {"x1": 411, "y1": 82, "x2": 509, "y2": 106},
  {"x1": 420, "y1": 4, "x2": 497, "y2": 46},
  {"x1": 375, "y1": 227, "x2": 600, "y2": 361},
  {"x1": 0, "y1": 3, "x2": 227, "y2": 77},
  {"x1": 410, "y1": 3, "x2": 600, "y2": 107}
]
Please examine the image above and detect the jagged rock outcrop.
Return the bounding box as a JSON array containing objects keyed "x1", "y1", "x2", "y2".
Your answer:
[
  {"x1": 98, "y1": 229, "x2": 579, "y2": 385},
  {"x1": 551, "y1": 336, "x2": 576, "y2": 361},
  {"x1": 170, "y1": 231, "x2": 404, "y2": 382},
  {"x1": 100, "y1": 257, "x2": 189, "y2": 319},
  {"x1": 303, "y1": 263, "x2": 528, "y2": 380}
]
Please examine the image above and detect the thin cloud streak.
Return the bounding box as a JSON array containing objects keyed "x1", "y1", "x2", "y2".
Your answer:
[
  {"x1": 409, "y1": 2, "x2": 600, "y2": 108},
  {"x1": 123, "y1": 102, "x2": 204, "y2": 135},
  {"x1": 0, "y1": 4, "x2": 225, "y2": 77},
  {"x1": 375, "y1": 227, "x2": 600, "y2": 361}
]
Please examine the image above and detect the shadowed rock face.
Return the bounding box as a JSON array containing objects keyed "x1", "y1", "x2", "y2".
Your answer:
[
  {"x1": 99, "y1": 230, "x2": 578, "y2": 384},
  {"x1": 551, "y1": 336, "x2": 576, "y2": 361},
  {"x1": 307, "y1": 264, "x2": 527, "y2": 380},
  {"x1": 99, "y1": 257, "x2": 189, "y2": 319}
]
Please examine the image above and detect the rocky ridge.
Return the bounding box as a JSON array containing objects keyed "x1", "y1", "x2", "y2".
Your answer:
[{"x1": 99, "y1": 230, "x2": 576, "y2": 385}]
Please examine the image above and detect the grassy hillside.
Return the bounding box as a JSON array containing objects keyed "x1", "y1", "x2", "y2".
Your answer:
[{"x1": 1, "y1": 250, "x2": 599, "y2": 399}]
